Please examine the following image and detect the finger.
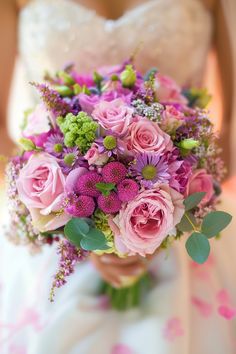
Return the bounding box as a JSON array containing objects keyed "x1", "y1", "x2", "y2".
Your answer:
[{"x1": 99, "y1": 254, "x2": 143, "y2": 266}]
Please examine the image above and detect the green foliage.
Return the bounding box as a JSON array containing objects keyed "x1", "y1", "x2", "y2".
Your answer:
[
  {"x1": 93, "y1": 71, "x2": 103, "y2": 91},
  {"x1": 96, "y1": 182, "x2": 116, "y2": 196},
  {"x1": 64, "y1": 217, "x2": 109, "y2": 251},
  {"x1": 120, "y1": 65, "x2": 136, "y2": 88},
  {"x1": 201, "y1": 211, "x2": 232, "y2": 238},
  {"x1": 185, "y1": 232, "x2": 210, "y2": 264},
  {"x1": 184, "y1": 192, "x2": 206, "y2": 211},
  {"x1": 57, "y1": 112, "x2": 98, "y2": 153},
  {"x1": 144, "y1": 67, "x2": 158, "y2": 81},
  {"x1": 57, "y1": 70, "x2": 75, "y2": 85},
  {"x1": 54, "y1": 85, "x2": 74, "y2": 97},
  {"x1": 177, "y1": 211, "x2": 197, "y2": 232},
  {"x1": 19, "y1": 138, "x2": 36, "y2": 151},
  {"x1": 178, "y1": 138, "x2": 200, "y2": 150},
  {"x1": 180, "y1": 193, "x2": 232, "y2": 264},
  {"x1": 183, "y1": 87, "x2": 212, "y2": 108}
]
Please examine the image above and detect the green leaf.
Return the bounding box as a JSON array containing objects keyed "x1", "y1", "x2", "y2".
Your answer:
[
  {"x1": 64, "y1": 218, "x2": 90, "y2": 246},
  {"x1": 19, "y1": 138, "x2": 36, "y2": 151},
  {"x1": 185, "y1": 232, "x2": 210, "y2": 264},
  {"x1": 184, "y1": 192, "x2": 206, "y2": 211},
  {"x1": 144, "y1": 67, "x2": 158, "y2": 81},
  {"x1": 178, "y1": 138, "x2": 200, "y2": 150},
  {"x1": 80, "y1": 228, "x2": 109, "y2": 251},
  {"x1": 177, "y1": 212, "x2": 197, "y2": 232},
  {"x1": 96, "y1": 182, "x2": 116, "y2": 196},
  {"x1": 201, "y1": 211, "x2": 232, "y2": 238},
  {"x1": 54, "y1": 85, "x2": 74, "y2": 97}
]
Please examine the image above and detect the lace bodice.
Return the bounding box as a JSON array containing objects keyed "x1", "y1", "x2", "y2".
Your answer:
[
  {"x1": 9, "y1": 0, "x2": 213, "y2": 141},
  {"x1": 19, "y1": 0, "x2": 212, "y2": 85}
]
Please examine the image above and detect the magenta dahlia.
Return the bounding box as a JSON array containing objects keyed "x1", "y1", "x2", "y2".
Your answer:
[
  {"x1": 76, "y1": 172, "x2": 103, "y2": 197},
  {"x1": 65, "y1": 195, "x2": 95, "y2": 217},
  {"x1": 117, "y1": 179, "x2": 139, "y2": 202},
  {"x1": 102, "y1": 161, "x2": 127, "y2": 184},
  {"x1": 98, "y1": 192, "x2": 122, "y2": 214}
]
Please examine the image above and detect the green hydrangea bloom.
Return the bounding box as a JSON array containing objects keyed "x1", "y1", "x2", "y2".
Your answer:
[
  {"x1": 92, "y1": 209, "x2": 115, "y2": 255},
  {"x1": 57, "y1": 112, "x2": 98, "y2": 153}
]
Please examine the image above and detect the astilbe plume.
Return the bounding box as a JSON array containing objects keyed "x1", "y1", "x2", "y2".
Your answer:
[
  {"x1": 32, "y1": 83, "x2": 72, "y2": 116},
  {"x1": 50, "y1": 240, "x2": 88, "y2": 301}
]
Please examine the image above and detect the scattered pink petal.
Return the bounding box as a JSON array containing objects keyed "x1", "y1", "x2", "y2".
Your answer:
[
  {"x1": 217, "y1": 289, "x2": 231, "y2": 305},
  {"x1": 163, "y1": 317, "x2": 184, "y2": 341},
  {"x1": 111, "y1": 344, "x2": 134, "y2": 354},
  {"x1": 218, "y1": 305, "x2": 236, "y2": 320},
  {"x1": 0, "y1": 307, "x2": 47, "y2": 334},
  {"x1": 95, "y1": 295, "x2": 110, "y2": 310},
  {"x1": 194, "y1": 270, "x2": 210, "y2": 282},
  {"x1": 191, "y1": 296, "x2": 213, "y2": 317},
  {"x1": 17, "y1": 308, "x2": 46, "y2": 331}
]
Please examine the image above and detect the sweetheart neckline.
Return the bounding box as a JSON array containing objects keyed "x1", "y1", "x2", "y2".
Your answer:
[
  {"x1": 24, "y1": 0, "x2": 181, "y2": 23},
  {"x1": 58, "y1": 0, "x2": 162, "y2": 22}
]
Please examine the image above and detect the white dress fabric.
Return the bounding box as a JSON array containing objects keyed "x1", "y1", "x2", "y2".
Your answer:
[{"x1": 2, "y1": 1, "x2": 236, "y2": 353}]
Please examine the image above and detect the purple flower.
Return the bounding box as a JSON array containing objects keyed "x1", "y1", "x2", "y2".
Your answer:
[
  {"x1": 50, "y1": 240, "x2": 88, "y2": 301},
  {"x1": 59, "y1": 147, "x2": 82, "y2": 174},
  {"x1": 78, "y1": 93, "x2": 100, "y2": 115},
  {"x1": 169, "y1": 159, "x2": 192, "y2": 193},
  {"x1": 44, "y1": 133, "x2": 64, "y2": 157},
  {"x1": 96, "y1": 134, "x2": 128, "y2": 159},
  {"x1": 130, "y1": 153, "x2": 170, "y2": 188},
  {"x1": 71, "y1": 71, "x2": 94, "y2": 87},
  {"x1": 65, "y1": 193, "x2": 95, "y2": 217},
  {"x1": 32, "y1": 83, "x2": 72, "y2": 117},
  {"x1": 101, "y1": 82, "x2": 133, "y2": 104}
]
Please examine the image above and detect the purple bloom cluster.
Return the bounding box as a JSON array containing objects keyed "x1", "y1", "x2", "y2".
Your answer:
[{"x1": 50, "y1": 240, "x2": 88, "y2": 301}]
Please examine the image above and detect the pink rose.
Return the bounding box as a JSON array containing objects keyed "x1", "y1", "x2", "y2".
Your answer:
[
  {"x1": 113, "y1": 185, "x2": 184, "y2": 256},
  {"x1": 78, "y1": 94, "x2": 100, "y2": 115},
  {"x1": 16, "y1": 153, "x2": 70, "y2": 232},
  {"x1": 160, "y1": 105, "x2": 185, "y2": 133},
  {"x1": 125, "y1": 117, "x2": 173, "y2": 154},
  {"x1": 23, "y1": 103, "x2": 52, "y2": 137},
  {"x1": 84, "y1": 143, "x2": 109, "y2": 166},
  {"x1": 92, "y1": 98, "x2": 133, "y2": 136},
  {"x1": 185, "y1": 169, "x2": 214, "y2": 205},
  {"x1": 155, "y1": 74, "x2": 187, "y2": 104}
]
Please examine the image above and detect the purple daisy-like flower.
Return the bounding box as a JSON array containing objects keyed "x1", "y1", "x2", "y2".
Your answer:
[
  {"x1": 44, "y1": 133, "x2": 64, "y2": 157},
  {"x1": 96, "y1": 135, "x2": 127, "y2": 158},
  {"x1": 59, "y1": 147, "x2": 84, "y2": 174},
  {"x1": 130, "y1": 153, "x2": 170, "y2": 188}
]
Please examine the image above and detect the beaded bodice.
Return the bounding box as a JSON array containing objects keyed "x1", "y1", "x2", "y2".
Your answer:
[{"x1": 19, "y1": 0, "x2": 212, "y2": 85}]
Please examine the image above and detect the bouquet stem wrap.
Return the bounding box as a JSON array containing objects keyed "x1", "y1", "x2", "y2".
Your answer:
[{"x1": 99, "y1": 272, "x2": 152, "y2": 311}]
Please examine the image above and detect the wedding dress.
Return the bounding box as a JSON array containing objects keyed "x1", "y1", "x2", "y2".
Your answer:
[{"x1": 1, "y1": 0, "x2": 236, "y2": 353}]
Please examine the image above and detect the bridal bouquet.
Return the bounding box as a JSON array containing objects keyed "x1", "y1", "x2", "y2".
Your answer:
[{"x1": 7, "y1": 61, "x2": 232, "y2": 310}]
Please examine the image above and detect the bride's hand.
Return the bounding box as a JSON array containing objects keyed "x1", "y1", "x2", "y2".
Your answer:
[{"x1": 90, "y1": 253, "x2": 148, "y2": 288}]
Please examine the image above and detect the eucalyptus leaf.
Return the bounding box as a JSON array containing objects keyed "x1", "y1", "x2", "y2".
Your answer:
[
  {"x1": 80, "y1": 228, "x2": 109, "y2": 251},
  {"x1": 184, "y1": 192, "x2": 206, "y2": 211},
  {"x1": 185, "y1": 232, "x2": 210, "y2": 264},
  {"x1": 177, "y1": 212, "x2": 197, "y2": 232},
  {"x1": 201, "y1": 211, "x2": 232, "y2": 238},
  {"x1": 64, "y1": 218, "x2": 90, "y2": 247}
]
